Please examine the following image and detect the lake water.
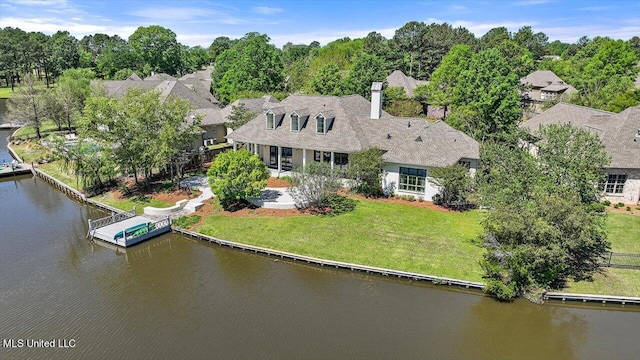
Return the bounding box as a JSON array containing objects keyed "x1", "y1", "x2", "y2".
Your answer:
[{"x1": 1, "y1": 128, "x2": 639, "y2": 359}]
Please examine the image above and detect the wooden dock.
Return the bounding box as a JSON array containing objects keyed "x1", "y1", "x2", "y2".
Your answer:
[{"x1": 88, "y1": 209, "x2": 171, "y2": 247}]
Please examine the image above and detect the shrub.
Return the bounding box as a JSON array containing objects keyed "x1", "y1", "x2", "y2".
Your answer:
[
  {"x1": 319, "y1": 194, "x2": 357, "y2": 215},
  {"x1": 617, "y1": 202, "x2": 625, "y2": 207},
  {"x1": 347, "y1": 148, "x2": 386, "y2": 198},
  {"x1": 626, "y1": 206, "x2": 631, "y2": 211},
  {"x1": 207, "y1": 149, "x2": 269, "y2": 210},
  {"x1": 288, "y1": 162, "x2": 341, "y2": 209},
  {"x1": 602, "y1": 200, "x2": 611, "y2": 206},
  {"x1": 279, "y1": 175, "x2": 292, "y2": 184},
  {"x1": 429, "y1": 164, "x2": 473, "y2": 210},
  {"x1": 614, "y1": 203, "x2": 621, "y2": 209},
  {"x1": 589, "y1": 202, "x2": 606, "y2": 213},
  {"x1": 172, "y1": 215, "x2": 201, "y2": 229}
]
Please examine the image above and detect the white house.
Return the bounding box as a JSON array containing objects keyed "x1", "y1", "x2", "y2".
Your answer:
[
  {"x1": 521, "y1": 103, "x2": 640, "y2": 205},
  {"x1": 226, "y1": 83, "x2": 479, "y2": 200}
]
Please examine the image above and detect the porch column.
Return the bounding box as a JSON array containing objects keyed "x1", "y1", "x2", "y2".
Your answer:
[
  {"x1": 233, "y1": 142, "x2": 238, "y2": 151},
  {"x1": 277, "y1": 145, "x2": 282, "y2": 174},
  {"x1": 254, "y1": 143, "x2": 258, "y2": 155},
  {"x1": 302, "y1": 148, "x2": 307, "y2": 168},
  {"x1": 330, "y1": 151, "x2": 335, "y2": 171}
]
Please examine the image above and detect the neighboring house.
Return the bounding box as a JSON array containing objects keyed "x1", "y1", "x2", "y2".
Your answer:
[
  {"x1": 227, "y1": 83, "x2": 479, "y2": 201},
  {"x1": 521, "y1": 103, "x2": 640, "y2": 204},
  {"x1": 192, "y1": 95, "x2": 280, "y2": 149},
  {"x1": 386, "y1": 70, "x2": 428, "y2": 97},
  {"x1": 386, "y1": 70, "x2": 445, "y2": 119},
  {"x1": 521, "y1": 70, "x2": 577, "y2": 112}
]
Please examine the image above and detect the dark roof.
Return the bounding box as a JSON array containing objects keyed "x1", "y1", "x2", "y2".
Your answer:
[
  {"x1": 144, "y1": 73, "x2": 177, "y2": 81},
  {"x1": 521, "y1": 103, "x2": 640, "y2": 169},
  {"x1": 227, "y1": 93, "x2": 479, "y2": 164}
]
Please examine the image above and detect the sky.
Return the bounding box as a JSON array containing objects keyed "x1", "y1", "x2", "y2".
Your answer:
[{"x1": 0, "y1": 0, "x2": 638, "y2": 48}]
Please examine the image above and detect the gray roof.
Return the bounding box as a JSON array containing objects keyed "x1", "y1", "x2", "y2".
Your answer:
[
  {"x1": 386, "y1": 70, "x2": 428, "y2": 97},
  {"x1": 521, "y1": 70, "x2": 567, "y2": 88},
  {"x1": 521, "y1": 103, "x2": 640, "y2": 169},
  {"x1": 92, "y1": 69, "x2": 218, "y2": 109},
  {"x1": 227, "y1": 93, "x2": 479, "y2": 165},
  {"x1": 144, "y1": 73, "x2": 177, "y2": 81},
  {"x1": 196, "y1": 95, "x2": 281, "y2": 126}
]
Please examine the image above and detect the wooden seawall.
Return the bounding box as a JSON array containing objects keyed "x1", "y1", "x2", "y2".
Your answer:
[{"x1": 173, "y1": 228, "x2": 486, "y2": 290}]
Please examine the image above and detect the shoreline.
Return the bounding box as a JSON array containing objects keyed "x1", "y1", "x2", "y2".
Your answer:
[{"x1": 5, "y1": 139, "x2": 640, "y2": 307}]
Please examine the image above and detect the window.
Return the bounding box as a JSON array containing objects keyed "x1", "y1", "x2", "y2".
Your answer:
[
  {"x1": 334, "y1": 153, "x2": 348, "y2": 166},
  {"x1": 291, "y1": 114, "x2": 299, "y2": 131},
  {"x1": 314, "y1": 150, "x2": 321, "y2": 162},
  {"x1": 603, "y1": 174, "x2": 626, "y2": 194},
  {"x1": 458, "y1": 160, "x2": 471, "y2": 170},
  {"x1": 266, "y1": 113, "x2": 275, "y2": 130},
  {"x1": 316, "y1": 115, "x2": 325, "y2": 134},
  {"x1": 399, "y1": 167, "x2": 427, "y2": 193}
]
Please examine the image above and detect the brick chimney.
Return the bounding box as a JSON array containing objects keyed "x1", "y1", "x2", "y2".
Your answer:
[{"x1": 370, "y1": 82, "x2": 383, "y2": 119}]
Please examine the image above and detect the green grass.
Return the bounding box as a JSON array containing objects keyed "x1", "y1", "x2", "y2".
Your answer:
[
  {"x1": 0, "y1": 87, "x2": 12, "y2": 98},
  {"x1": 195, "y1": 200, "x2": 640, "y2": 297},
  {"x1": 605, "y1": 213, "x2": 640, "y2": 253},
  {"x1": 38, "y1": 162, "x2": 83, "y2": 190},
  {"x1": 13, "y1": 122, "x2": 66, "y2": 138},
  {"x1": 196, "y1": 200, "x2": 487, "y2": 281},
  {"x1": 90, "y1": 192, "x2": 174, "y2": 215},
  {"x1": 10, "y1": 142, "x2": 52, "y2": 163}
]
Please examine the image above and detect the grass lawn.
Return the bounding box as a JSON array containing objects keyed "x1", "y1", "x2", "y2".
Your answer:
[
  {"x1": 38, "y1": 162, "x2": 83, "y2": 190},
  {"x1": 90, "y1": 192, "x2": 174, "y2": 215},
  {"x1": 0, "y1": 87, "x2": 13, "y2": 98},
  {"x1": 605, "y1": 213, "x2": 640, "y2": 253},
  {"x1": 10, "y1": 142, "x2": 52, "y2": 163},
  {"x1": 196, "y1": 200, "x2": 487, "y2": 281},
  {"x1": 13, "y1": 121, "x2": 67, "y2": 138},
  {"x1": 195, "y1": 200, "x2": 640, "y2": 297}
]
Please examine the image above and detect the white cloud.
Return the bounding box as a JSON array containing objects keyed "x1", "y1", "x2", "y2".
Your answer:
[
  {"x1": 0, "y1": 16, "x2": 138, "y2": 39},
  {"x1": 252, "y1": 6, "x2": 283, "y2": 15},
  {"x1": 424, "y1": 17, "x2": 536, "y2": 36}
]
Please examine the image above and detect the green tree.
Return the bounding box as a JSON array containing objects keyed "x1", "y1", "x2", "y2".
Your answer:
[
  {"x1": 129, "y1": 25, "x2": 182, "y2": 75},
  {"x1": 309, "y1": 62, "x2": 344, "y2": 95},
  {"x1": 428, "y1": 164, "x2": 473, "y2": 209},
  {"x1": 426, "y1": 44, "x2": 472, "y2": 107},
  {"x1": 79, "y1": 89, "x2": 199, "y2": 187},
  {"x1": 213, "y1": 33, "x2": 285, "y2": 103},
  {"x1": 347, "y1": 147, "x2": 386, "y2": 197},
  {"x1": 343, "y1": 53, "x2": 386, "y2": 98},
  {"x1": 208, "y1": 36, "x2": 235, "y2": 63},
  {"x1": 513, "y1": 26, "x2": 548, "y2": 60},
  {"x1": 227, "y1": 103, "x2": 257, "y2": 130},
  {"x1": 479, "y1": 27, "x2": 511, "y2": 50},
  {"x1": 207, "y1": 149, "x2": 269, "y2": 209},
  {"x1": 48, "y1": 31, "x2": 79, "y2": 78},
  {"x1": 478, "y1": 125, "x2": 611, "y2": 299},
  {"x1": 450, "y1": 48, "x2": 521, "y2": 143},
  {"x1": 6, "y1": 73, "x2": 46, "y2": 138},
  {"x1": 393, "y1": 21, "x2": 427, "y2": 78},
  {"x1": 496, "y1": 40, "x2": 535, "y2": 78}
]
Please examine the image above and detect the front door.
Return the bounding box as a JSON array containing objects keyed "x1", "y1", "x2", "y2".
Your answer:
[{"x1": 269, "y1": 146, "x2": 277, "y2": 167}]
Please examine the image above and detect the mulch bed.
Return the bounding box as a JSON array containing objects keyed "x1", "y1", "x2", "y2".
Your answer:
[{"x1": 267, "y1": 177, "x2": 291, "y2": 187}]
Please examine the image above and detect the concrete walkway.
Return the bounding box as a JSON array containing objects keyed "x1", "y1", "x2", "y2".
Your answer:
[{"x1": 179, "y1": 174, "x2": 297, "y2": 211}]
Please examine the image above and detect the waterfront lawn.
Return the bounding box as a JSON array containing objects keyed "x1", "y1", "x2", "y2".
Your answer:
[
  {"x1": 196, "y1": 200, "x2": 486, "y2": 281},
  {"x1": 38, "y1": 162, "x2": 82, "y2": 190},
  {"x1": 565, "y1": 268, "x2": 640, "y2": 298},
  {"x1": 13, "y1": 121, "x2": 66, "y2": 139},
  {"x1": 10, "y1": 143, "x2": 48, "y2": 163},
  {"x1": 90, "y1": 192, "x2": 174, "y2": 215},
  {"x1": 605, "y1": 213, "x2": 640, "y2": 253}
]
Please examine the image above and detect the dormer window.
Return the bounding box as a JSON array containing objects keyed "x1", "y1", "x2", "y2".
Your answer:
[
  {"x1": 316, "y1": 115, "x2": 326, "y2": 134},
  {"x1": 266, "y1": 112, "x2": 275, "y2": 130},
  {"x1": 291, "y1": 114, "x2": 299, "y2": 132}
]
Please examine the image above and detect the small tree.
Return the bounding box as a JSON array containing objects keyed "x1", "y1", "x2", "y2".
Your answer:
[
  {"x1": 288, "y1": 162, "x2": 341, "y2": 208},
  {"x1": 347, "y1": 148, "x2": 386, "y2": 197},
  {"x1": 428, "y1": 164, "x2": 473, "y2": 209},
  {"x1": 7, "y1": 73, "x2": 46, "y2": 138},
  {"x1": 227, "y1": 103, "x2": 257, "y2": 130},
  {"x1": 207, "y1": 149, "x2": 269, "y2": 210}
]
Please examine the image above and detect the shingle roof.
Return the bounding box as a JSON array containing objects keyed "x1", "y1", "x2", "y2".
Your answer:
[
  {"x1": 521, "y1": 70, "x2": 566, "y2": 88},
  {"x1": 144, "y1": 73, "x2": 177, "y2": 81},
  {"x1": 227, "y1": 93, "x2": 479, "y2": 164},
  {"x1": 386, "y1": 70, "x2": 428, "y2": 97},
  {"x1": 521, "y1": 103, "x2": 640, "y2": 169}
]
